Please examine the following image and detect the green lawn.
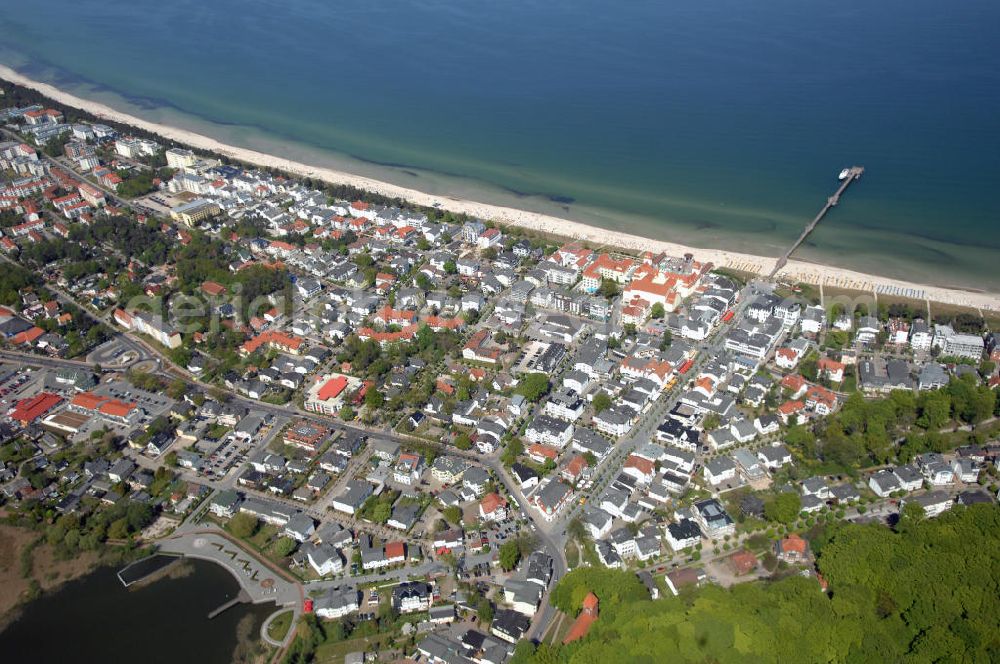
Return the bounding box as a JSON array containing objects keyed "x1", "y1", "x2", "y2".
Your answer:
[
  {"x1": 266, "y1": 610, "x2": 294, "y2": 642},
  {"x1": 315, "y1": 634, "x2": 394, "y2": 663},
  {"x1": 249, "y1": 523, "x2": 279, "y2": 550},
  {"x1": 564, "y1": 541, "x2": 581, "y2": 569}
]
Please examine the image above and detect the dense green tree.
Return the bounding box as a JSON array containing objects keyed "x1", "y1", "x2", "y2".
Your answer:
[
  {"x1": 229, "y1": 512, "x2": 259, "y2": 539},
  {"x1": 364, "y1": 388, "x2": 384, "y2": 410},
  {"x1": 477, "y1": 597, "x2": 494, "y2": 624},
  {"x1": 371, "y1": 501, "x2": 392, "y2": 525},
  {"x1": 598, "y1": 278, "x2": 620, "y2": 300},
  {"x1": 43, "y1": 132, "x2": 71, "y2": 157},
  {"x1": 764, "y1": 492, "x2": 802, "y2": 524},
  {"x1": 499, "y1": 540, "x2": 521, "y2": 571},
  {"x1": 442, "y1": 505, "x2": 462, "y2": 525},
  {"x1": 273, "y1": 536, "x2": 297, "y2": 557},
  {"x1": 591, "y1": 391, "x2": 612, "y2": 414},
  {"x1": 107, "y1": 518, "x2": 129, "y2": 540},
  {"x1": 917, "y1": 390, "x2": 951, "y2": 429},
  {"x1": 501, "y1": 437, "x2": 524, "y2": 466},
  {"x1": 514, "y1": 373, "x2": 550, "y2": 402}
]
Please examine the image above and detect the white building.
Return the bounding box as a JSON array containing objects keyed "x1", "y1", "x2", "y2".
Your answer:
[
  {"x1": 307, "y1": 545, "x2": 344, "y2": 576},
  {"x1": 664, "y1": 519, "x2": 702, "y2": 552},
  {"x1": 703, "y1": 456, "x2": 737, "y2": 486},
  {"x1": 315, "y1": 587, "x2": 359, "y2": 619}
]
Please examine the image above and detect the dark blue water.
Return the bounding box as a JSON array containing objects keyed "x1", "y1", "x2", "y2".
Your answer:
[{"x1": 1, "y1": 0, "x2": 998, "y2": 288}]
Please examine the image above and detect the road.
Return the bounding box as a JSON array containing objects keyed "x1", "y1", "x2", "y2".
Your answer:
[{"x1": 518, "y1": 281, "x2": 761, "y2": 633}]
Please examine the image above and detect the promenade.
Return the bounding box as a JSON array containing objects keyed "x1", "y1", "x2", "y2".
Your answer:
[{"x1": 157, "y1": 527, "x2": 302, "y2": 646}]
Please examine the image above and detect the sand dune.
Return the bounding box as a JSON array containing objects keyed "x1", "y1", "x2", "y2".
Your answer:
[{"x1": 2, "y1": 64, "x2": 997, "y2": 311}]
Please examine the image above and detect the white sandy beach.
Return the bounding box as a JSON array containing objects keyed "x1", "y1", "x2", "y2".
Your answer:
[{"x1": 2, "y1": 64, "x2": 998, "y2": 311}]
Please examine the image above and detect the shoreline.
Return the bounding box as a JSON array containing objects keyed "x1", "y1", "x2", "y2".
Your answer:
[
  {"x1": 2, "y1": 64, "x2": 998, "y2": 311},
  {"x1": 0, "y1": 524, "x2": 102, "y2": 631}
]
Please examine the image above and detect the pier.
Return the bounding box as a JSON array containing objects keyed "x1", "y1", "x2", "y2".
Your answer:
[
  {"x1": 769, "y1": 166, "x2": 864, "y2": 278},
  {"x1": 117, "y1": 554, "x2": 180, "y2": 587},
  {"x1": 208, "y1": 589, "x2": 251, "y2": 619}
]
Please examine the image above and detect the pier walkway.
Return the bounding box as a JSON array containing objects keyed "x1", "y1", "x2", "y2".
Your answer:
[
  {"x1": 208, "y1": 589, "x2": 251, "y2": 619},
  {"x1": 770, "y1": 166, "x2": 864, "y2": 278}
]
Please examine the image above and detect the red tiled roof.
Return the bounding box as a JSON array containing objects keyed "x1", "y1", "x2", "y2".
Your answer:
[
  {"x1": 98, "y1": 399, "x2": 137, "y2": 418},
  {"x1": 317, "y1": 376, "x2": 349, "y2": 401},
  {"x1": 424, "y1": 315, "x2": 463, "y2": 331},
  {"x1": 624, "y1": 454, "x2": 654, "y2": 476},
  {"x1": 818, "y1": 358, "x2": 845, "y2": 373},
  {"x1": 480, "y1": 492, "x2": 508, "y2": 514},
  {"x1": 806, "y1": 385, "x2": 837, "y2": 406},
  {"x1": 385, "y1": 541, "x2": 405, "y2": 559},
  {"x1": 70, "y1": 391, "x2": 106, "y2": 411},
  {"x1": 563, "y1": 592, "x2": 599, "y2": 644},
  {"x1": 241, "y1": 330, "x2": 304, "y2": 354},
  {"x1": 528, "y1": 444, "x2": 558, "y2": 461},
  {"x1": 779, "y1": 533, "x2": 808, "y2": 554},
  {"x1": 777, "y1": 400, "x2": 805, "y2": 415},
  {"x1": 729, "y1": 550, "x2": 758, "y2": 574},
  {"x1": 357, "y1": 324, "x2": 419, "y2": 345},
  {"x1": 11, "y1": 392, "x2": 63, "y2": 424},
  {"x1": 564, "y1": 455, "x2": 588, "y2": 478},
  {"x1": 781, "y1": 374, "x2": 807, "y2": 392},
  {"x1": 201, "y1": 281, "x2": 226, "y2": 296},
  {"x1": 13, "y1": 326, "x2": 44, "y2": 345}
]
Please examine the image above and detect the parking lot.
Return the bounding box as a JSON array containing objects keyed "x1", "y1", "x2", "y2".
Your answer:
[
  {"x1": 514, "y1": 340, "x2": 552, "y2": 374},
  {"x1": 203, "y1": 433, "x2": 256, "y2": 478},
  {"x1": 87, "y1": 339, "x2": 138, "y2": 367},
  {"x1": 0, "y1": 364, "x2": 35, "y2": 408}
]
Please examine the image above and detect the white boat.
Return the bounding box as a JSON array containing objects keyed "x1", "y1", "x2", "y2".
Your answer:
[{"x1": 838, "y1": 168, "x2": 851, "y2": 181}]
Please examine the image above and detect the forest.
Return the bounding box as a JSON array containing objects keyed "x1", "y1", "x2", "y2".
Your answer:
[
  {"x1": 783, "y1": 376, "x2": 998, "y2": 474},
  {"x1": 516, "y1": 504, "x2": 1000, "y2": 663}
]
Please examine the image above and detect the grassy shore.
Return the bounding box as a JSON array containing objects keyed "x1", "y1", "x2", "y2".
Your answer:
[{"x1": 0, "y1": 523, "x2": 102, "y2": 627}]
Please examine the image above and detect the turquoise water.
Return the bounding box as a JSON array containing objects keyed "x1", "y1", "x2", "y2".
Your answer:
[{"x1": 0, "y1": 0, "x2": 998, "y2": 289}]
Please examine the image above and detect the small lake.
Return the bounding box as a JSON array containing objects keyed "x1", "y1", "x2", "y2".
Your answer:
[{"x1": 0, "y1": 556, "x2": 276, "y2": 662}]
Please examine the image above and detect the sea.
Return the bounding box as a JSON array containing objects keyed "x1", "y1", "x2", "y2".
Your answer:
[{"x1": 0, "y1": 0, "x2": 998, "y2": 290}]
